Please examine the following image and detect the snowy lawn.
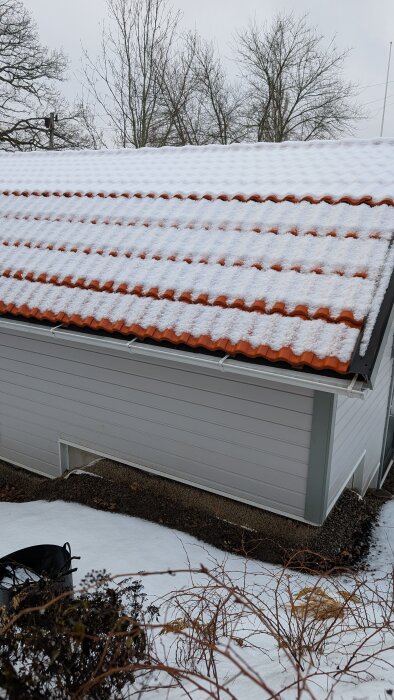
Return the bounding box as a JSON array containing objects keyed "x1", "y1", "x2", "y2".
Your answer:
[{"x1": 0, "y1": 498, "x2": 393, "y2": 699}]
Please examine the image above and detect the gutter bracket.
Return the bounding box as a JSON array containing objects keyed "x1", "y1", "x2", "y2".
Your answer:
[
  {"x1": 346, "y1": 373, "x2": 360, "y2": 398},
  {"x1": 50, "y1": 324, "x2": 64, "y2": 337},
  {"x1": 218, "y1": 354, "x2": 230, "y2": 371},
  {"x1": 127, "y1": 337, "x2": 138, "y2": 352}
]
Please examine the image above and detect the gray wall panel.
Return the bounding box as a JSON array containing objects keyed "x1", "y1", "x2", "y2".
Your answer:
[
  {"x1": 0, "y1": 331, "x2": 314, "y2": 398},
  {"x1": 0, "y1": 360, "x2": 312, "y2": 432},
  {"x1": 0, "y1": 328, "x2": 314, "y2": 518},
  {"x1": 328, "y1": 330, "x2": 393, "y2": 511},
  {"x1": 0, "y1": 337, "x2": 313, "y2": 413},
  {"x1": 0, "y1": 446, "x2": 59, "y2": 477}
]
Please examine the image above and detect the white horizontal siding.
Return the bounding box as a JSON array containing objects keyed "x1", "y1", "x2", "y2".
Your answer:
[
  {"x1": 0, "y1": 327, "x2": 314, "y2": 517},
  {"x1": 328, "y1": 334, "x2": 393, "y2": 510}
]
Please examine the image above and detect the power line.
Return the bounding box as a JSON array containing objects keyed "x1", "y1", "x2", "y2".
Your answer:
[
  {"x1": 358, "y1": 78, "x2": 394, "y2": 92},
  {"x1": 362, "y1": 92, "x2": 394, "y2": 107}
]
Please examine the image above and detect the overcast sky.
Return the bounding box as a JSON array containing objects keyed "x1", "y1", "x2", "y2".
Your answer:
[{"x1": 23, "y1": 0, "x2": 394, "y2": 139}]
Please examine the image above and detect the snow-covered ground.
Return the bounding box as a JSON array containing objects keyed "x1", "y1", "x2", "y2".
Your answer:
[{"x1": 1, "y1": 497, "x2": 393, "y2": 699}]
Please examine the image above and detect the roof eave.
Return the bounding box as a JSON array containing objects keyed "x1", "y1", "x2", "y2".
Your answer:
[{"x1": 0, "y1": 316, "x2": 370, "y2": 399}]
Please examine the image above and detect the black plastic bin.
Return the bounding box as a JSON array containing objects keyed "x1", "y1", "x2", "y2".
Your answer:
[{"x1": 0, "y1": 542, "x2": 76, "y2": 609}]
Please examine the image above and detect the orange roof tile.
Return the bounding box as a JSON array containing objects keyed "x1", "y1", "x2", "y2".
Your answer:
[{"x1": 0, "y1": 140, "x2": 393, "y2": 375}]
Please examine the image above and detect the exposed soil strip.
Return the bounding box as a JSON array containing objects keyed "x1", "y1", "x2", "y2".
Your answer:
[{"x1": 1, "y1": 458, "x2": 392, "y2": 573}]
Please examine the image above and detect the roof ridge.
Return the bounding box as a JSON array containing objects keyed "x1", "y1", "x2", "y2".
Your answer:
[{"x1": 0, "y1": 137, "x2": 393, "y2": 159}]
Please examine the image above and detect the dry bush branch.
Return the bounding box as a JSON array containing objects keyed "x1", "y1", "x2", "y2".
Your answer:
[{"x1": 1, "y1": 558, "x2": 394, "y2": 698}]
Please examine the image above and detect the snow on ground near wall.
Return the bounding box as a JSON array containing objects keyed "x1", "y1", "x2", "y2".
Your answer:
[{"x1": 0, "y1": 498, "x2": 393, "y2": 699}]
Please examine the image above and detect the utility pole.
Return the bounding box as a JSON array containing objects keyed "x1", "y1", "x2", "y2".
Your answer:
[
  {"x1": 380, "y1": 41, "x2": 392, "y2": 137},
  {"x1": 44, "y1": 112, "x2": 58, "y2": 149}
]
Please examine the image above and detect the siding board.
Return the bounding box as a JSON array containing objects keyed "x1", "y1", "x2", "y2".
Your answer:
[
  {"x1": 0, "y1": 363, "x2": 312, "y2": 432},
  {"x1": 0, "y1": 328, "x2": 313, "y2": 517},
  {"x1": 328, "y1": 330, "x2": 393, "y2": 511},
  {"x1": 0, "y1": 340, "x2": 314, "y2": 418},
  {"x1": 0, "y1": 333, "x2": 314, "y2": 402},
  {"x1": 0, "y1": 398, "x2": 309, "y2": 465},
  {"x1": 0, "y1": 387, "x2": 308, "y2": 483},
  {"x1": 0, "y1": 446, "x2": 58, "y2": 477}
]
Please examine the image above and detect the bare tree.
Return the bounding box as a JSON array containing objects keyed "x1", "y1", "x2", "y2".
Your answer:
[
  {"x1": 0, "y1": 0, "x2": 97, "y2": 150},
  {"x1": 69, "y1": 98, "x2": 107, "y2": 151},
  {"x1": 158, "y1": 35, "x2": 242, "y2": 145},
  {"x1": 83, "y1": 0, "x2": 180, "y2": 148},
  {"x1": 83, "y1": 2, "x2": 242, "y2": 148},
  {"x1": 1, "y1": 101, "x2": 100, "y2": 151},
  {"x1": 193, "y1": 38, "x2": 242, "y2": 144},
  {"x1": 83, "y1": 4, "x2": 360, "y2": 148},
  {"x1": 236, "y1": 14, "x2": 360, "y2": 142},
  {"x1": 154, "y1": 31, "x2": 203, "y2": 146}
]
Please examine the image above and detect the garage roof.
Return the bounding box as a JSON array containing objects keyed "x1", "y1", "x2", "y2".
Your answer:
[{"x1": 0, "y1": 138, "x2": 393, "y2": 376}]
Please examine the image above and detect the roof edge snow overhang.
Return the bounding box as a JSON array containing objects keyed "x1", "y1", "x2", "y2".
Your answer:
[{"x1": 0, "y1": 316, "x2": 369, "y2": 399}]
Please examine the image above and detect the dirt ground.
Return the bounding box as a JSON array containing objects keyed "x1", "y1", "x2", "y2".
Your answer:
[{"x1": 0, "y1": 458, "x2": 392, "y2": 572}]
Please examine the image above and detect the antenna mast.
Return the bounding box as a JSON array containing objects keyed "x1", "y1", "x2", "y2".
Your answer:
[{"x1": 380, "y1": 41, "x2": 392, "y2": 137}]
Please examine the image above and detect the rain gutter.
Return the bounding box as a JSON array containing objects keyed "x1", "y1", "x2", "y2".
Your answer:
[{"x1": 0, "y1": 317, "x2": 369, "y2": 399}]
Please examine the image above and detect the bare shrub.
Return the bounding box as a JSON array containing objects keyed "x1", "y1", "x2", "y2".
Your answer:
[
  {"x1": 1, "y1": 561, "x2": 393, "y2": 698},
  {"x1": 0, "y1": 570, "x2": 159, "y2": 699},
  {"x1": 141, "y1": 559, "x2": 394, "y2": 698}
]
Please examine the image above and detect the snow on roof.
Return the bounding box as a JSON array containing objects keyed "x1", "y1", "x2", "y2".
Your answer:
[{"x1": 0, "y1": 139, "x2": 393, "y2": 375}]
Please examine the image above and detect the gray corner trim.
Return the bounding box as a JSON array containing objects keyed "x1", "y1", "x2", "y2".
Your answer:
[
  {"x1": 378, "y1": 357, "x2": 394, "y2": 486},
  {"x1": 304, "y1": 391, "x2": 337, "y2": 525}
]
